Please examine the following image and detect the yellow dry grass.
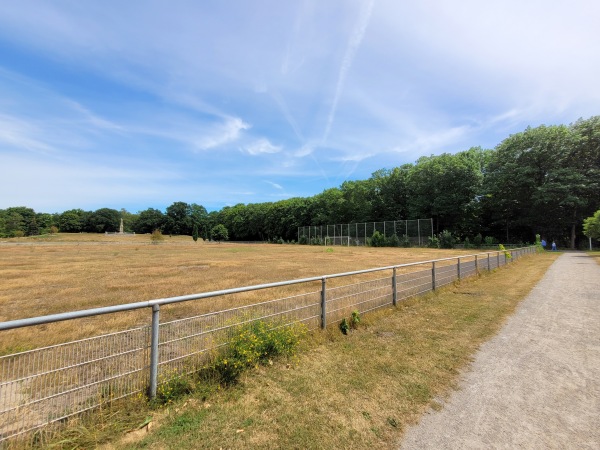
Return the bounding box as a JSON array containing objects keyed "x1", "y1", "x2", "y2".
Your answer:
[{"x1": 0, "y1": 233, "x2": 477, "y2": 353}]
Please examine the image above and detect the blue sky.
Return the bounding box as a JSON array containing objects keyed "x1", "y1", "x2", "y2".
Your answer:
[{"x1": 1, "y1": 1, "x2": 599, "y2": 214}]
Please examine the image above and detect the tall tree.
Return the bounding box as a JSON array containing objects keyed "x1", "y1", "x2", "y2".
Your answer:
[
  {"x1": 86, "y1": 208, "x2": 120, "y2": 233},
  {"x1": 369, "y1": 166, "x2": 411, "y2": 221},
  {"x1": 484, "y1": 122, "x2": 599, "y2": 247},
  {"x1": 59, "y1": 209, "x2": 87, "y2": 232},
  {"x1": 164, "y1": 201, "x2": 192, "y2": 235},
  {"x1": 132, "y1": 208, "x2": 165, "y2": 234},
  {"x1": 407, "y1": 150, "x2": 484, "y2": 235}
]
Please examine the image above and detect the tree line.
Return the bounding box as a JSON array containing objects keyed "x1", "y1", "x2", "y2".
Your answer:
[{"x1": 1, "y1": 117, "x2": 599, "y2": 248}]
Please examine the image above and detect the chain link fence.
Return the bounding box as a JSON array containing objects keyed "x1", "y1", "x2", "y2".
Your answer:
[
  {"x1": 0, "y1": 247, "x2": 535, "y2": 445},
  {"x1": 297, "y1": 219, "x2": 434, "y2": 246}
]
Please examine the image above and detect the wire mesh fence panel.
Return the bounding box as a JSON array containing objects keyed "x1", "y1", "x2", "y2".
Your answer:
[
  {"x1": 461, "y1": 259, "x2": 478, "y2": 278},
  {"x1": 395, "y1": 268, "x2": 433, "y2": 300},
  {"x1": 435, "y1": 263, "x2": 459, "y2": 288},
  {"x1": 326, "y1": 277, "x2": 393, "y2": 324},
  {"x1": 0, "y1": 326, "x2": 149, "y2": 443},
  {"x1": 156, "y1": 290, "x2": 322, "y2": 379}
]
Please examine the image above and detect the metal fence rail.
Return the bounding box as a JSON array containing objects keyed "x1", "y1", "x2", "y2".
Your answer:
[{"x1": 0, "y1": 246, "x2": 536, "y2": 444}]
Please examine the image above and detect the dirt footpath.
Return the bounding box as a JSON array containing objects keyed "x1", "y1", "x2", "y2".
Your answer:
[{"x1": 400, "y1": 252, "x2": 600, "y2": 450}]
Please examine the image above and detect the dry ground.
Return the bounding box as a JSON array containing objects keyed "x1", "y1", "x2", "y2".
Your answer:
[{"x1": 0, "y1": 233, "x2": 477, "y2": 353}]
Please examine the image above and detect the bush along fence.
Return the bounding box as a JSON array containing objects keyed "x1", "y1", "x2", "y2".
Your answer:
[{"x1": 0, "y1": 246, "x2": 537, "y2": 445}]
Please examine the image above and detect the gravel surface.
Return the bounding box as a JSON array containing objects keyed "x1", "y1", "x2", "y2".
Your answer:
[{"x1": 400, "y1": 252, "x2": 600, "y2": 450}]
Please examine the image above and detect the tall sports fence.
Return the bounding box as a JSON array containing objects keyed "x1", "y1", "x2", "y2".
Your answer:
[
  {"x1": 298, "y1": 219, "x2": 434, "y2": 246},
  {"x1": 0, "y1": 246, "x2": 536, "y2": 445}
]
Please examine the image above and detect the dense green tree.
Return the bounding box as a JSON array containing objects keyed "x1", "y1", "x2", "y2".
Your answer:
[
  {"x1": 86, "y1": 208, "x2": 120, "y2": 233},
  {"x1": 190, "y1": 203, "x2": 209, "y2": 239},
  {"x1": 1, "y1": 207, "x2": 35, "y2": 236},
  {"x1": 59, "y1": 209, "x2": 88, "y2": 232},
  {"x1": 484, "y1": 121, "x2": 599, "y2": 247},
  {"x1": 35, "y1": 213, "x2": 55, "y2": 232},
  {"x1": 211, "y1": 224, "x2": 229, "y2": 242},
  {"x1": 369, "y1": 166, "x2": 411, "y2": 221},
  {"x1": 407, "y1": 149, "x2": 484, "y2": 235},
  {"x1": 133, "y1": 208, "x2": 165, "y2": 234},
  {"x1": 164, "y1": 201, "x2": 192, "y2": 235},
  {"x1": 309, "y1": 188, "x2": 345, "y2": 226},
  {"x1": 26, "y1": 217, "x2": 40, "y2": 236},
  {"x1": 339, "y1": 179, "x2": 375, "y2": 223},
  {"x1": 583, "y1": 210, "x2": 600, "y2": 240}
]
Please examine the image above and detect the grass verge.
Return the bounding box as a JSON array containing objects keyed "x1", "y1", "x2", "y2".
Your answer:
[{"x1": 45, "y1": 252, "x2": 557, "y2": 449}]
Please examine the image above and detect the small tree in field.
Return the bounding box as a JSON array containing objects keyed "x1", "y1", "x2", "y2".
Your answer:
[
  {"x1": 211, "y1": 224, "x2": 229, "y2": 243},
  {"x1": 192, "y1": 224, "x2": 199, "y2": 242},
  {"x1": 150, "y1": 229, "x2": 164, "y2": 244},
  {"x1": 26, "y1": 218, "x2": 40, "y2": 236},
  {"x1": 583, "y1": 210, "x2": 600, "y2": 240}
]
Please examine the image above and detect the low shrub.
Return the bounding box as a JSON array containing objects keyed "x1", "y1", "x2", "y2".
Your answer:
[
  {"x1": 463, "y1": 237, "x2": 472, "y2": 249},
  {"x1": 387, "y1": 234, "x2": 401, "y2": 247},
  {"x1": 205, "y1": 320, "x2": 305, "y2": 385},
  {"x1": 150, "y1": 229, "x2": 164, "y2": 244},
  {"x1": 484, "y1": 236, "x2": 496, "y2": 246},
  {"x1": 428, "y1": 235, "x2": 439, "y2": 248},
  {"x1": 368, "y1": 231, "x2": 386, "y2": 247},
  {"x1": 438, "y1": 230, "x2": 456, "y2": 249},
  {"x1": 401, "y1": 234, "x2": 411, "y2": 248},
  {"x1": 155, "y1": 369, "x2": 194, "y2": 405}
]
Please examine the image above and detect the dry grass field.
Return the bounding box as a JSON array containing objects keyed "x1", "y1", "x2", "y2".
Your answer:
[
  {"x1": 0, "y1": 233, "x2": 477, "y2": 354},
  {"x1": 96, "y1": 252, "x2": 557, "y2": 450}
]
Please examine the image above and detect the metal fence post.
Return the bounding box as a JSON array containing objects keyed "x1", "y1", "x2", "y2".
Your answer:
[
  {"x1": 487, "y1": 253, "x2": 491, "y2": 271},
  {"x1": 457, "y1": 257, "x2": 461, "y2": 281},
  {"x1": 149, "y1": 304, "x2": 160, "y2": 399},
  {"x1": 475, "y1": 255, "x2": 479, "y2": 274},
  {"x1": 320, "y1": 278, "x2": 327, "y2": 329},
  {"x1": 497, "y1": 251, "x2": 501, "y2": 267},
  {"x1": 392, "y1": 267, "x2": 397, "y2": 306},
  {"x1": 432, "y1": 261, "x2": 436, "y2": 291}
]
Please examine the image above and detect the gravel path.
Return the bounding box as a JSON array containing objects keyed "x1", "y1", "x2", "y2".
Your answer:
[{"x1": 400, "y1": 252, "x2": 600, "y2": 450}]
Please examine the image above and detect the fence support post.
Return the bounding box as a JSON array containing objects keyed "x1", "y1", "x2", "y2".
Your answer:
[
  {"x1": 497, "y1": 251, "x2": 501, "y2": 267},
  {"x1": 475, "y1": 255, "x2": 478, "y2": 274},
  {"x1": 149, "y1": 304, "x2": 160, "y2": 399},
  {"x1": 320, "y1": 278, "x2": 327, "y2": 329},
  {"x1": 487, "y1": 253, "x2": 491, "y2": 271},
  {"x1": 457, "y1": 257, "x2": 461, "y2": 281},
  {"x1": 392, "y1": 267, "x2": 397, "y2": 306},
  {"x1": 432, "y1": 261, "x2": 436, "y2": 291}
]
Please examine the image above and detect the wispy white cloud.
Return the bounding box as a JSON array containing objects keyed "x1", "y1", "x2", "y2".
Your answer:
[
  {"x1": 192, "y1": 117, "x2": 250, "y2": 151},
  {"x1": 0, "y1": 1, "x2": 598, "y2": 212},
  {"x1": 0, "y1": 115, "x2": 57, "y2": 155},
  {"x1": 322, "y1": 0, "x2": 374, "y2": 143},
  {"x1": 242, "y1": 139, "x2": 282, "y2": 156},
  {"x1": 294, "y1": 144, "x2": 314, "y2": 158},
  {"x1": 264, "y1": 180, "x2": 284, "y2": 190}
]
